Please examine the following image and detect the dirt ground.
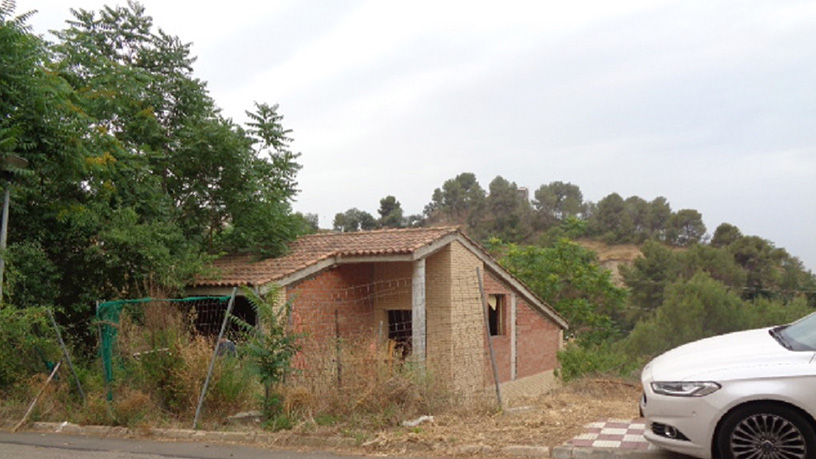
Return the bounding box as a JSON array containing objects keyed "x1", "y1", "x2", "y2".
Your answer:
[{"x1": 324, "y1": 378, "x2": 643, "y2": 456}]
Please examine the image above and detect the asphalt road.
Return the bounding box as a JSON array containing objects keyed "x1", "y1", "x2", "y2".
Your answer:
[{"x1": 0, "y1": 432, "x2": 406, "y2": 459}]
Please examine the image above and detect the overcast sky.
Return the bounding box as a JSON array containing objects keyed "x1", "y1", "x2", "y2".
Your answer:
[{"x1": 22, "y1": 0, "x2": 816, "y2": 271}]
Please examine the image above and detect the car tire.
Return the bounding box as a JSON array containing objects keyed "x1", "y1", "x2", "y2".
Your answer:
[{"x1": 717, "y1": 402, "x2": 816, "y2": 459}]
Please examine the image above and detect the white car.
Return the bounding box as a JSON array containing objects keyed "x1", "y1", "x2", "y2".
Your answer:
[{"x1": 640, "y1": 312, "x2": 816, "y2": 459}]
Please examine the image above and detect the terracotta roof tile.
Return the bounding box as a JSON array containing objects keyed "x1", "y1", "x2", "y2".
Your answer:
[{"x1": 194, "y1": 227, "x2": 460, "y2": 287}]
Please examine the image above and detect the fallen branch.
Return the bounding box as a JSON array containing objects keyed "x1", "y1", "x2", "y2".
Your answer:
[{"x1": 12, "y1": 361, "x2": 62, "y2": 432}]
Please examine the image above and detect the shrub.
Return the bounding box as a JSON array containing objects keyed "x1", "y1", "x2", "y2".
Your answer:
[
  {"x1": 231, "y1": 286, "x2": 299, "y2": 420},
  {"x1": 0, "y1": 307, "x2": 61, "y2": 391},
  {"x1": 557, "y1": 342, "x2": 641, "y2": 382}
]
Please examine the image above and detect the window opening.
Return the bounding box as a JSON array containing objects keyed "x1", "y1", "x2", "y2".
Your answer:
[
  {"x1": 488, "y1": 294, "x2": 504, "y2": 336},
  {"x1": 387, "y1": 309, "x2": 412, "y2": 358}
]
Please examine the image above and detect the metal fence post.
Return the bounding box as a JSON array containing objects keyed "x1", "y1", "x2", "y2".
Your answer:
[
  {"x1": 477, "y1": 267, "x2": 503, "y2": 411},
  {"x1": 47, "y1": 308, "x2": 86, "y2": 403},
  {"x1": 192, "y1": 287, "x2": 237, "y2": 429}
]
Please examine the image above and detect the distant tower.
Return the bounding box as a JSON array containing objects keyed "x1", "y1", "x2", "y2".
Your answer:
[{"x1": 517, "y1": 186, "x2": 530, "y2": 202}]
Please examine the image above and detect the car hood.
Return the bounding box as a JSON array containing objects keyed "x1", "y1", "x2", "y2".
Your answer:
[{"x1": 645, "y1": 328, "x2": 814, "y2": 382}]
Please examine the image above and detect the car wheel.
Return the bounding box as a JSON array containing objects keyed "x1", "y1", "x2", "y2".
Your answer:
[{"x1": 717, "y1": 403, "x2": 816, "y2": 459}]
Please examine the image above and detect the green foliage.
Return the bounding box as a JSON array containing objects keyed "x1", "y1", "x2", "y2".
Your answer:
[
  {"x1": 620, "y1": 240, "x2": 679, "y2": 324},
  {"x1": 666, "y1": 209, "x2": 706, "y2": 246},
  {"x1": 377, "y1": 195, "x2": 404, "y2": 228},
  {"x1": 475, "y1": 176, "x2": 533, "y2": 243},
  {"x1": 711, "y1": 222, "x2": 743, "y2": 248},
  {"x1": 424, "y1": 172, "x2": 485, "y2": 225},
  {"x1": 677, "y1": 243, "x2": 746, "y2": 289},
  {"x1": 0, "y1": 2, "x2": 305, "y2": 341},
  {"x1": 231, "y1": 286, "x2": 299, "y2": 418},
  {"x1": 532, "y1": 181, "x2": 584, "y2": 229},
  {"x1": 0, "y1": 306, "x2": 61, "y2": 390},
  {"x1": 5, "y1": 241, "x2": 60, "y2": 307},
  {"x1": 623, "y1": 272, "x2": 748, "y2": 358},
  {"x1": 583, "y1": 194, "x2": 677, "y2": 244},
  {"x1": 729, "y1": 236, "x2": 788, "y2": 300},
  {"x1": 557, "y1": 342, "x2": 641, "y2": 382},
  {"x1": 499, "y1": 238, "x2": 626, "y2": 345},
  {"x1": 622, "y1": 271, "x2": 814, "y2": 360},
  {"x1": 333, "y1": 208, "x2": 377, "y2": 232},
  {"x1": 588, "y1": 193, "x2": 630, "y2": 243},
  {"x1": 134, "y1": 343, "x2": 189, "y2": 413}
]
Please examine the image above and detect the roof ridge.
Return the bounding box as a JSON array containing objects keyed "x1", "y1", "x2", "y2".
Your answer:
[{"x1": 298, "y1": 226, "x2": 460, "y2": 239}]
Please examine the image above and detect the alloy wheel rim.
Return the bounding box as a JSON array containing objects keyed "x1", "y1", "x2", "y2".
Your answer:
[{"x1": 730, "y1": 413, "x2": 807, "y2": 459}]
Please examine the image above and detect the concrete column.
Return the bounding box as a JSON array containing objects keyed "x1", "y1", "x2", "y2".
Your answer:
[
  {"x1": 510, "y1": 293, "x2": 517, "y2": 380},
  {"x1": 412, "y1": 258, "x2": 426, "y2": 361}
]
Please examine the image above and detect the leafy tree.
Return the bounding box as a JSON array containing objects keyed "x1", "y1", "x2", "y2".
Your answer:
[
  {"x1": 677, "y1": 243, "x2": 746, "y2": 289},
  {"x1": 623, "y1": 272, "x2": 813, "y2": 359},
  {"x1": 620, "y1": 240, "x2": 680, "y2": 325},
  {"x1": 728, "y1": 236, "x2": 786, "y2": 300},
  {"x1": 623, "y1": 196, "x2": 650, "y2": 243},
  {"x1": 499, "y1": 239, "x2": 627, "y2": 344},
  {"x1": 403, "y1": 214, "x2": 425, "y2": 228},
  {"x1": 424, "y1": 172, "x2": 485, "y2": 225},
  {"x1": 479, "y1": 176, "x2": 533, "y2": 243},
  {"x1": 532, "y1": 181, "x2": 584, "y2": 229},
  {"x1": 623, "y1": 272, "x2": 745, "y2": 358},
  {"x1": 666, "y1": 209, "x2": 706, "y2": 246},
  {"x1": 2, "y1": 2, "x2": 305, "y2": 343},
  {"x1": 741, "y1": 296, "x2": 812, "y2": 330},
  {"x1": 647, "y1": 197, "x2": 672, "y2": 240},
  {"x1": 333, "y1": 208, "x2": 377, "y2": 232},
  {"x1": 293, "y1": 212, "x2": 319, "y2": 233},
  {"x1": 216, "y1": 102, "x2": 303, "y2": 255},
  {"x1": 711, "y1": 223, "x2": 742, "y2": 248},
  {"x1": 588, "y1": 193, "x2": 631, "y2": 243},
  {"x1": 377, "y1": 195, "x2": 404, "y2": 228}
]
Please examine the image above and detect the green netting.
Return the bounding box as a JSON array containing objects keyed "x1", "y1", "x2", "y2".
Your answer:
[{"x1": 96, "y1": 296, "x2": 231, "y2": 390}]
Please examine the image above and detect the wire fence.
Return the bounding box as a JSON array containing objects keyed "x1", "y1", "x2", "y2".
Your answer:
[
  {"x1": 283, "y1": 267, "x2": 500, "y2": 405},
  {"x1": 96, "y1": 295, "x2": 233, "y2": 386}
]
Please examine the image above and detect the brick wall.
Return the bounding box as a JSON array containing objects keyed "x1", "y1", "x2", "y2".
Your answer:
[
  {"x1": 277, "y1": 239, "x2": 563, "y2": 401},
  {"x1": 371, "y1": 262, "x2": 413, "y2": 332},
  {"x1": 287, "y1": 264, "x2": 376, "y2": 340},
  {"x1": 515, "y1": 298, "x2": 561, "y2": 379},
  {"x1": 482, "y1": 271, "x2": 562, "y2": 384}
]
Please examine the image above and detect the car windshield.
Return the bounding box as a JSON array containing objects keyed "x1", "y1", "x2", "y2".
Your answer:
[{"x1": 776, "y1": 312, "x2": 816, "y2": 351}]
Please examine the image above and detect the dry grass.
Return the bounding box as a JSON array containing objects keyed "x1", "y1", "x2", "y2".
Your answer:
[
  {"x1": 325, "y1": 377, "x2": 643, "y2": 454},
  {"x1": 2, "y1": 302, "x2": 643, "y2": 454},
  {"x1": 257, "y1": 376, "x2": 642, "y2": 456},
  {"x1": 280, "y1": 336, "x2": 457, "y2": 430},
  {"x1": 577, "y1": 240, "x2": 643, "y2": 263}
]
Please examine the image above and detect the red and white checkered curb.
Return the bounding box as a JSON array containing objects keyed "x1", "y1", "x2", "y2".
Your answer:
[{"x1": 566, "y1": 418, "x2": 658, "y2": 450}]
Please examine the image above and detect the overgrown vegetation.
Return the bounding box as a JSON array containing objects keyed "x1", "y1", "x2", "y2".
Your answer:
[
  {"x1": 230, "y1": 287, "x2": 299, "y2": 422},
  {"x1": 1, "y1": 0, "x2": 815, "y2": 433},
  {"x1": 0, "y1": 297, "x2": 461, "y2": 433},
  {"x1": 0, "y1": 1, "x2": 313, "y2": 345}
]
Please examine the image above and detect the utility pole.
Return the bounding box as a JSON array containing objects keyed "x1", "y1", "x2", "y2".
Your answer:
[{"x1": 0, "y1": 155, "x2": 28, "y2": 302}]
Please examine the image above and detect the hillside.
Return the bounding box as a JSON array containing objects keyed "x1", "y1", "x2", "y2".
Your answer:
[{"x1": 576, "y1": 240, "x2": 643, "y2": 286}]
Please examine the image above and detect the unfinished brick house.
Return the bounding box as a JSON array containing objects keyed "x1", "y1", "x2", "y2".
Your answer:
[{"x1": 189, "y1": 227, "x2": 567, "y2": 403}]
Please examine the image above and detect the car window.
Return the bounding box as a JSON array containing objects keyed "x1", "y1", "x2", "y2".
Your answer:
[{"x1": 778, "y1": 312, "x2": 816, "y2": 351}]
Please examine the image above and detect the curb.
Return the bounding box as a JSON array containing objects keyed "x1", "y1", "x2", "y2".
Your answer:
[{"x1": 552, "y1": 445, "x2": 675, "y2": 459}]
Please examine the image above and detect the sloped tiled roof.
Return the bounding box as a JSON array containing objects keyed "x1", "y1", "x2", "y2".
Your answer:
[{"x1": 194, "y1": 227, "x2": 460, "y2": 288}]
